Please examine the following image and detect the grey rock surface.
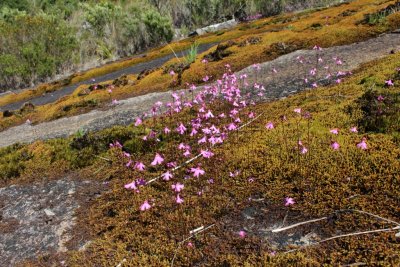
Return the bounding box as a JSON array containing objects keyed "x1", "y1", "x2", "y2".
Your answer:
[
  {"x1": 0, "y1": 177, "x2": 105, "y2": 266},
  {"x1": 1, "y1": 32, "x2": 400, "y2": 148},
  {"x1": 191, "y1": 19, "x2": 238, "y2": 36}
]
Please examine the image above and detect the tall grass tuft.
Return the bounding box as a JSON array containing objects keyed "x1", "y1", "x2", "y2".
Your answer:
[{"x1": 185, "y1": 42, "x2": 199, "y2": 64}]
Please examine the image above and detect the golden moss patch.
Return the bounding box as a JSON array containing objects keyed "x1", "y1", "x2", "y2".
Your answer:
[{"x1": 58, "y1": 52, "x2": 400, "y2": 265}]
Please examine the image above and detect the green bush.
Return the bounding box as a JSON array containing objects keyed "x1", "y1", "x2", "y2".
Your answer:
[
  {"x1": 0, "y1": 13, "x2": 77, "y2": 89},
  {"x1": 142, "y1": 8, "x2": 174, "y2": 44}
]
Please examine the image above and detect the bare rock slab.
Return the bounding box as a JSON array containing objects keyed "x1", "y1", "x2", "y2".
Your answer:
[{"x1": 0, "y1": 176, "x2": 105, "y2": 266}]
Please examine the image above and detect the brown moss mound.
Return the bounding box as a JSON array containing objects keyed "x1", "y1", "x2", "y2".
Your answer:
[
  {"x1": 265, "y1": 40, "x2": 305, "y2": 57},
  {"x1": 137, "y1": 68, "x2": 158, "y2": 81},
  {"x1": 238, "y1": 36, "x2": 262, "y2": 47},
  {"x1": 203, "y1": 41, "x2": 236, "y2": 62},
  {"x1": 2, "y1": 110, "x2": 14, "y2": 118}
]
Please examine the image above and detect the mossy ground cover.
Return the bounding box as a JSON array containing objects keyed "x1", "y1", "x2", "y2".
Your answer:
[
  {"x1": 2, "y1": 0, "x2": 400, "y2": 132},
  {"x1": 4, "y1": 49, "x2": 400, "y2": 266}
]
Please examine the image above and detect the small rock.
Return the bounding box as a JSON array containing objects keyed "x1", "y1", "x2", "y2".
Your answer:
[
  {"x1": 68, "y1": 189, "x2": 75, "y2": 195},
  {"x1": 44, "y1": 209, "x2": 56, "y2": 216}
]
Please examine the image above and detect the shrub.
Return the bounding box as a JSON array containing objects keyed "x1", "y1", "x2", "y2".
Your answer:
[
  {"x1": 142, "y1": 8, "x2": 174, "y2": 44},
  {"x1": 0, "y1": 13, "x2": 77, "y2": 90}
]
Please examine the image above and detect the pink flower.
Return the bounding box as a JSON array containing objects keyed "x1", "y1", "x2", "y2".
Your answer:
[
  {"x1": 140, "y1": 200, "x2": 152, "y2": 211},
  {"x1": 331, "y1": 141, "x2": 340, "y2": 150},
  {"x1": 176, "y1": 123, "x2": 187, "y2": 135},
  {"x1": 164, "y1": 127, "x2": 171, "y2": 134},
  {"x1": 205, "y1": 110, "x2": 214, "y2": 119},
  {"x1": 151, "y1": 153, "x2": 164, "y2": 166},
  {"x1": 191, "y1": 166, "x2": 205, "y2": 178},
  {"x1": 135, "y1": 161, "x2": 145, "y2": 171},
  {"x1": 229, "y1": 170, "x2": 240, "y2": 177},
  {"x1": 176, "y1": 194, "x2": 184, "y2": 204},
  {"x1": 239, "y1": 230, "x2": 246, "y2": 238},
  {"x1": 202, "y1": 127, "x2": 211, "y2": 135},
  {"x1": 178, "y1": 143, "x2": 187, "y2": 150},
  {"x1": 330, "y1": 128, "x2": 339, "y2": 135},
  {"x1": 171, "y1": 182, "x2": 184, "y2": 192},
  {"x1": 385, "y1": 80, "x2": 394, "y2": 86},
  {"x1": 200, "y1": 149, "x2": 214, "y2": 159},
  {"x1": 112, "y1": 99, "x2": 119, "y2": 105},
  {"x1": 109, "y1": 141, "x2": 122, "y2": 148},
  {"x1": 167, "y1": 161, "x2": 177, "y2": 168},
  {"x1": 265, "y1": 122, "x2": 274, "y2": 130},
  {"x1": 201, "y1": 58, "x2": 208, "y2": 64},
  {"x1": 162, "y1": 171, "x2": 173, "y2": 181},
  {"x1": 198, "y1": 136, "x2": 207, "y2": 144},
  {"x1": 377, "y1": 95, "x2": 385, "y2": 102},
  {"x1": 350, "y1": 126, "x2": 358, "y2": 133},
  {"x1": 190, "y1": 128, "x2": 198, "y2": 136},
  {"x1": 227, "y1": 123, "x2": 237, "y2": 131},
  {"x1": 187, "y1": 242, "x2": 193, "y2": 247},
  {"x1": 285, "y1": 197, "x2": 295, "y2": 206},
  {"x1": 203, "y1": 75, "x2": 209, "y2": 82},
  {"x1": 124, "y1": 181, "x2": 137, "y2": 190},
  {"x1": 294, "y1": 108, "x2": 302, "y2": 114},
  {"x1": 357, "y1": 138, "x2": 367, "y2": 150},
  {"x1": 313, "y1": 45, "x2": 322, "y2": 51},
  {"x1": 134, "y1": 117, "x2": 142, "y2": 126},
  {"x1": 300, "y1": 146, "x2": 308, "y2": 154},
  {"x1": 169, "y1": 70, "x2": 175, "y2": 76},
  {"x1": 253, "y1": 63, "x2": 261, "y2": 71}
]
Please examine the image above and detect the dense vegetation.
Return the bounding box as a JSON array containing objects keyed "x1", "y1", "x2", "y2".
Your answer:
[{"x1": 0, "y1": 0, "x2": 340, "y2": 91}]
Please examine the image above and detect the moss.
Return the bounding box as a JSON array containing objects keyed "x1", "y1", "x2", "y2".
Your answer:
[
  {"x1": 356, "y1": 88, "x2": 400, "y2": 135},
  {"x1": 54, "y1": 52, "x2": 400, "y2": 266},
  {"x1": 0, "y1": 143, "x2": 31, "y2": 182}
]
